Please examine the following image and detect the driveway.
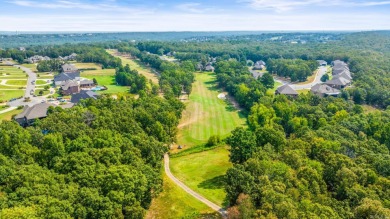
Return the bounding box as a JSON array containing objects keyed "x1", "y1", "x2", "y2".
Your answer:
[{"x1": 288, "y1": 66, "x2": 327, "y2": 90}]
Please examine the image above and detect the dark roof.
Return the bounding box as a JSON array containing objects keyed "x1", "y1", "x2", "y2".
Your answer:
[
  {"x1": 311, "y1": 83, "x2": 340, "y2": 94},
  {"x1": 71, "y1": 90, "x2": 100, "y2": 103},
  {"x1": 276, "y1": 84, "x2": 298, "y2": 95},
  {"x1": 54, "y1": 72, "x2": 80, "y2": 83},
  {"x1": 61, "y1": 64, "x2": 78, "y2": 73}
]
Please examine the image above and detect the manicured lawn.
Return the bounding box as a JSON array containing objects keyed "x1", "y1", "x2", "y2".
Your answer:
[
  {"x1": 146, "y1": 172, "x2": 219, "y2": 219},
  {"x1": 81, "y1": 69, "x2": 129, "y2": 94},
  {"x1": 35, "y1": 89, "x2": 50, "y2": 96},
  {"x1": 0, "y1": 66, "x2": 26, "y2": 75},
  {"x1": 0, "y1": 108, "x2": 23, "y2": 122},
  {"x1": 36, "y1": 79, "x2": 51, "y2": 85},
  {"x1": 5, "y1": 80, "x2": 27, "y2": 86},
  {"x1": 107, "y1": 49, "x2": 159, "y2": 85},
  {"x1": 177, "y1": 72, "x2": 246, "y2": 148},
  {"x1": 170, "y1": 146, "x2": 232, "y2": 207},
  {"x1": 0, "y1": 90, "x2": 25, "y2": 101},
  {"x1": 22, "y1": 64, "x2": 38, "y2": 72},
  {"x1": 74, "y1": 62, "x2": 102, "y2": 70}
]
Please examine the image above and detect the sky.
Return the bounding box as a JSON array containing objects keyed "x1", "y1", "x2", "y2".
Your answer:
[{"x1": 1, "y1": 0, "x2": 390, "y2": 31}]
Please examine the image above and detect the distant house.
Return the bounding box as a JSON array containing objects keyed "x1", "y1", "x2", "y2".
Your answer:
[
  {"x1": 334, "y1": 71, "x2": 352, "y2": 80},
  {"x1": 14, "y1": 103, "x2": 73, "y2": 127},
  {"x1": 196, "y1": 63, "x2": 203, "y2": 71},
  {"x1": 205, "y1": 63, "x2": 215, "y2": 72},
  {"x1": 61, "y1": 64, "x2": 79, "y2": 73},
  {"x1": 317, "y1": 60, "x2": 327, "y2": 66},
  {"x1": 311, "y1": 83, "x2": 340, "y2": 97},
  {"x1": 54, "y1": 72, "x2": 80, "y2": 86},
  {"x1": 250, "y1": 70, "x2": 264, "y2": 79},
  {"x1": 80, "y1": 79, "x2": 95, "y2": 88},
  {"x1": 253, "y1": 60, "x2": 266, "y2": 70},
  {"x1": 71, "y1": 90, "x2": 100, "y2": 103},
  {"x1": 326, "y1": 77, "x2": 351, "y2": 89},
  {"x1": 275, "y1": 84, "x2": 298, "y2": 97},
  {"x1": 331, "y1": 60, "x2": 348, "y2": 67},
  {"x1": 61, "y1": 80, "x2": 80, "y2": 95}
]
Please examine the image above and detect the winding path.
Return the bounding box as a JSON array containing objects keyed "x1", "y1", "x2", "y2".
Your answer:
[{"x1": 164, "y1": 154, "x2": 227, "y2": 218}]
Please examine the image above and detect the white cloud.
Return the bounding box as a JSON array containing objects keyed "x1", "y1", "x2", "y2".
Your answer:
[{"x1": 242, "y1": 0, "x2": 390, "y2": 12}]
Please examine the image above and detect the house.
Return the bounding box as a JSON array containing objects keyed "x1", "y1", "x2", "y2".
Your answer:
[
  {"x1": 54, "y1": 72, "x2": 80, "y2": 86},
  {"x1": 331, "y1": 60, "x2": 348, "y2": 67},
  {"x1": 317, "y1": 60, "x2": 327, "y2": 66},
  {"x1": 311, "y1": 84, "x2": 340, "y2": 97},
  {"x1": 326, "y1": 77, "x2": 351, "y2": 89},
  {"x1": 80, "y1": 79, "x2": 95, "y2": 88},
  {"x1": 275, "y1": 84, "x2": 298, "y2": 97},
  {"x1": 250, "y1": 70, "x2": 264, "y2": 79},
  {"x1": 71, "y1": 90, "x2": 100, "y2": 103},
  {"x1": 61, "y1": 80, "x2": 80, "y2": 95},
  {"x1": 205, "y1": 63, "x2": 215, "y2": 72},
  {"x1": 61, "y1": 64, "x2": 79, "y2": 73},
  {"x1": 334, "y1": 71, "x2": 352, "y2": 80},
  {"x1": 196, "y1": 63, "x2": 203, "y2": 71},
  {"x1": 253, "y1": 61, "x2": 266, "y2": 70},
  {"x1": 14, "y1": 103, "x2": 73, "y2": 127},
  {"x1": 332, "y1": 66, "x2": 350, "y2": 75}
]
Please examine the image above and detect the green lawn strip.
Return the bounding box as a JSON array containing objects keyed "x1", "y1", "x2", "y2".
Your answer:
[
  {"x1": 170, "y1": 146, "x2": 232, "y2": 207},
  {"x1": 74, "y1": 63, "x2": 102, "y2": 70},
  {"x1": 5, "y1": 80, "x2": 28, "y2": 86},
  {"x1": 35, "y1": 89, "x2": 50, "y2": 96},
  {"x1": 0, "y1": 85, "x2": 25, "y2": 89},
  {"x1": 0, "y1": 108, "x2": 23, "y2": 122},
  {"x1": 177, "y1": 72, "x2": 246, "y2": 148},
  {"x1": 81, "y1": 70, "x2": 129, "y2": 94},
  {"x1": 146, "y1": 171, "x2": 219, "y2": 219},
  {"x1": 0, "y1": 90, "x2": 25, "y2": 101}
]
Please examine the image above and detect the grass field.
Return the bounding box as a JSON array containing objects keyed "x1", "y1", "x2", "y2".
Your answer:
[
  {"x1": 0, "y1": 90, "x2": 24, "y2": 101},
  {"x1": 0, "y1": 108, "x2": 23, "y2": 121},
  {"x1": 81, "y1": 69, "x2": 129, "y2": 94},
  {"x1": 107, "y1": 50, "x2": 159, "y2": 85},
  {"x1": 74, "y1": 63, "x2": 102, "y2": 70},
  {"x1": 146, "y1": 172, "x2": 220, "y2": 219},
  {"x1": 22, "y1": 64, "x2": 38, "y2": 72},
  {"x1": 177, "y1": 72, "x2": 246, "y2": 148},
  {"x1": 5, "y1": 80, "x2": 27, "y2": 86},
  {"x1": 170, "y1": 146, "x2": 232, "y2": 207}
]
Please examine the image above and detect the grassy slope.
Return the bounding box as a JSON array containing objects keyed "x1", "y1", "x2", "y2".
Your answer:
[
  {"x1": 146, "y1": 172, "x2": 219, "y2": 219},
  {"x1": 106, "y1": 50, "x2": 159, "y2": 85},
  {"x1": 0, "y1": 108, "x2": 23, "y2": 121},
  {"x1": 177, "y1": 72, "x2": 246, "y2": 148},
  {"x1": 170, "y1": 146, "x2": 232, "y2": 207}
]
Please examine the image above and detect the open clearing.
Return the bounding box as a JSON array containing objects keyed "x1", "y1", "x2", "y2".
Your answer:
[
  {"x1": 170, "y1": 146, "x2": 232, "y2": 207},
  {"x1": 107, "y1": 49, "x2": 159, "y2": 85},
  {"x1": 74, "y1": 62, "x2": 102, "y2": 70},
  {"x1": 0, "y1": 90, "x2": 24, "y2": 101},
  {"x1": 177, "y1": 72, "x2": 246, "y2": 149},
  {"x1": 146, "y1": 172, "x2": 220, "y2": 219}
]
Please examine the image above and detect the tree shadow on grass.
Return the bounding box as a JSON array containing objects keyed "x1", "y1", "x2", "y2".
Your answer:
[{"x1": 198, "y1": 175, "x2": 225, "y2": 190}]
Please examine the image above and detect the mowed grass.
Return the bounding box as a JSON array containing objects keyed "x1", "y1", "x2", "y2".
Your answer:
[
  {"x1": 74, "y1": 62, "x2": 102, "y2": 70},
  {"x1": 170, "y1": 146, "x2": 232, "y2": 207},
  {"x1": 107, "y1": 49, "x2": 159, "y2": 85},
  {"x1": 0, "y1": 66, "x2": 27, "y2": 78},
  {"x1": 5, "y1": 80, "x2": 27, "y2": 86},
  {"x1": 146, "y1": 172, "x2": 220, "y2": 219},
  {"x1": 22, "y1": 64, "x2": 38, "y2": 72},
  {"x1": 0, "y1": 90, "x2": 25, "y2": 101},
  {"x1": 0, "y1": 108, "x2": 23, "y2": 122},
  {"x1": 81, "y1": 69, "x2": 129, "y2": 94},
  {"x1": 177, "y1": 72, "x2": 246, "y2": 148}
]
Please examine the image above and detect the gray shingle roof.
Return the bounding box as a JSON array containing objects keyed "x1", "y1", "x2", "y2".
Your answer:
[
  {"x1": 61, "y1": 80, "x2": 79, "y2": 91},
  {"x1": 14, "y1": 103, "x2": 54, "y2": 120},
  {"x1": 61, "y1": 64, "x2": 78, "y2": 73},
  {"x1": 311, "y1": 83, "x2": 340, "y2": 94},
  {"x1": 71, "y1": 90, "x2": 99, "y2": 103},
  {"x1": 80, "y1": 80, "x2": 94, "y2": 85},
  {"x1": 276, "y1": 84, "x2": 298, "y2": 95},
  {"x1": 326, "y1": 77, "x2": 351, "y2": 86},
  {"x1": 54, "y1": 72, "x2": 80, "y2": 83}
]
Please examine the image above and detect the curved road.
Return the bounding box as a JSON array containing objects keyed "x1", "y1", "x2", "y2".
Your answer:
[
  {"x1": 274, "y1": 66, "x2": 328, "y2": 90},
  {"x1": 164, "y1": 154, "x2": 227, "y2": 218}
]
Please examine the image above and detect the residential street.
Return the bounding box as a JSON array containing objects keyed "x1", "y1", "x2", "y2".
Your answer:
[
  {"x1": 273, "y1": 66, "x2": 328, "y2": 90},
  {"x1": 13, "y1": 64, "x2": 37, "y2": 98}
]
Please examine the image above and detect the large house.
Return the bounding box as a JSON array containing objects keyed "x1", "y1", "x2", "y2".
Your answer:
[
  {"x1": 71, "y1": 90, "x2": 100, "y2": 103},
  {"x1": 80, "y1": 79, "x2": 95, "y2": 88},
  {"x1": 205, "y1": 63, "x2": 215, "y2": 72},
  {"x1": 275, "y1": 84, "x2": 298, "y2": 97},
  {"x1": 62, "y1": 64, "x2": 79, "y2": 73},
  {"x1": 54, "y1": 72, "x2": 80, "y2": 86},
  {"x1": 311, "y1": 84, "x2": 340, "y2": 97},
  {"x1": 253, "y1": 60, "x2": 266, "y2": 70},
  {"x1": 326, "y1": 60, "x2": 352, "y2": 89},
  {"x1": 61, "y1": 80, "x2": 80, "y2": 95},
  {"x1": 14, "y1": 103, "x2": 73, "y2": 127}
]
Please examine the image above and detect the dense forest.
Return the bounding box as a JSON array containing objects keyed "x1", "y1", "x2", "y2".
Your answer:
[{"x1": 0, "y1": 96, "x2": 184, "y2": 218}]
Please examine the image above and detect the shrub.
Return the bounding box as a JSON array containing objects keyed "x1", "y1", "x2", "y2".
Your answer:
[{"x1": 207, "y1": 135, "x2": 221, "y2": 147}]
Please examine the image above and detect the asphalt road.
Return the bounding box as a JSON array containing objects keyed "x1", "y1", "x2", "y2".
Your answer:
[
  {"x1": 164, "y1": 154, "x2": 227, "y2": 218},
  {"x1": 289, "y1": 66, "x2": 327, "y2": 90},
  {"x1": 12, "y1": 64, "x2": 37, "y2": 98}
]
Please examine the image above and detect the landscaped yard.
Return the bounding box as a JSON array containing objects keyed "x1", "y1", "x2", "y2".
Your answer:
[
  {"x1": 146, "y1": 172, "x2": 219, "y2": 219},
  {"x1": 81, "y1": 69, "x2": 129, "y2": 94},
  {"x1": 22, "y1": 64, "x2": 38, "y2": 72},
  {"x1": 177, "y1": 72, "x2": 246, "y2": 148},
  {"x1": 170, "y1": 146, "x2": 232, "y2": 207},
  {"x1": 0, "y1": 66, "x2": 27, "y2": 78},
  {"x1": 0, "y1": 108, "x2": 23, "y2": 121},
  {"x1": 5, "y1": 79, "x2": 27, "y2": 86},
  {"x1": 0, "y1": 90, "x2": 24, "y2": 101}
]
